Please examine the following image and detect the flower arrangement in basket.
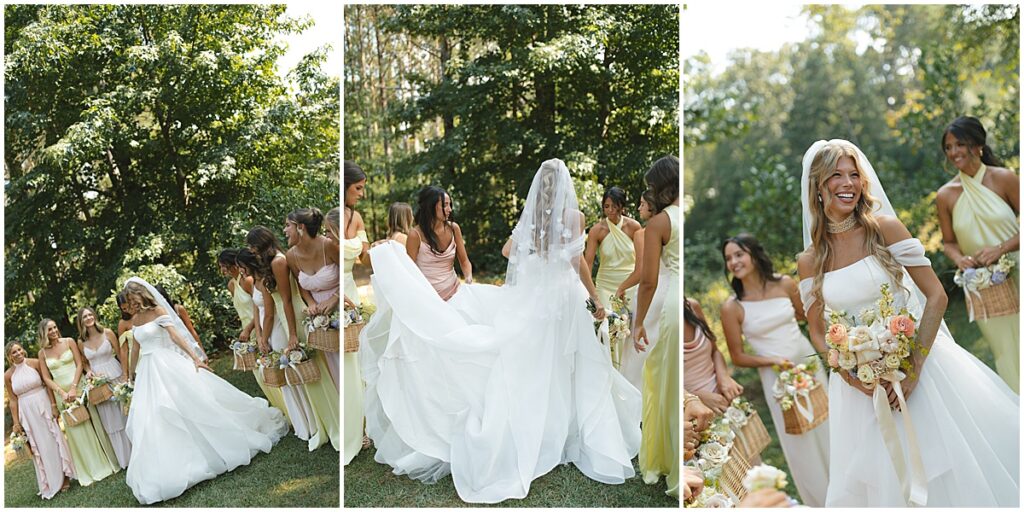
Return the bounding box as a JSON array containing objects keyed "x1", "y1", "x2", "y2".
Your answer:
[
  {"x1": 344, "y1": 303, "x2": 374, "y2": 353},
  {"x1": 722, "y1": 397, "x2": 770, "y2": 463},
  {"x1": 60, "y1": 392, "x2": 90, "y2": 428},
  {"x1": 954, "y1": 254, "x2": 1018, "y2": 321},
  {"x1": 687, "y1": 462, "x2": 796, "y2": 508},
  {"x1": 83, "y1": 374, "x2": 114, "y2": 405},
  {"x1": 305, "y1": 308, "x2": 340, "y2": 353},
  {"x1": 112, "y1": 381, "x2": 134, "y2": 416},
  {"x1": 230, "y1": 339, "x2": 258, "y2": 371},
  {"x1": 824, "y1": 283, "x2": 925, "y2": 386},
  {"x1": 771, "y1": 358, "x2": 828, "y2": 434},
  {"x1": 256, "y1": 352, "x2": 285, "y2": 387},
  {"x1": 9, "y1": 431, "x2": 31, "y2": 460},
  {"x1": 280, "y1": 348, "x2": 321, "y2": 386},
  {"x1": 685, "y1": 412, "x2": 778, "y2": 507}
]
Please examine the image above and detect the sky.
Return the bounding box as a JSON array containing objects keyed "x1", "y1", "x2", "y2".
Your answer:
[
  {"x1": 683, "y1": 3, "x2": 808, "y2": 73},
  {"x1": 278, "y1": 2, "x2": 341, "y2": 78}
]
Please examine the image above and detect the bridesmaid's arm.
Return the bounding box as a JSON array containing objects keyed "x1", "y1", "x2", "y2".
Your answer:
[
  {"x1": 720, "y1": 299, "x2": 783, "y2": 368},
  {"x1": 5, "y1": 370, "x2": 22, "y2": 432},
  {"x1": 258, "y1": 286, "x2": 276, "y2": 354},
  {"x1": 634, "y1": 213, "x2": 668, "y2": 332},
  {"x1": 67, "y1": 340, "x2": 85, "y2": 400},
  {"x1": 782, "y1": 275, "x2": 806, "y2": 323},
  {"x1": 583, "y1": 224, "x2": 601, "y2": 273},
  {"x1": 452, "y1": 222, "x2": 473, "y2": 284},
  {"x1": 406, "y1": 228, "x2": 421, "y2": 263},
  {"x1": 271, "y1": 256, "x2": 301, "y2": 351}
]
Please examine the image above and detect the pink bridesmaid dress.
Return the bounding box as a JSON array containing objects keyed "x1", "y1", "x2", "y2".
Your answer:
[
  {"x1": 298, "y1": 243, "x2": 341, "y2": 390},
  {"x1": 416, "y1": 232, "x2": 460, "y2": 301},
  {"x1": 11, "y1": 361, "x2": 75, "y2": 499},
  {"x1": 683, "y1": 328, "x2": 719, "y2": 394}
]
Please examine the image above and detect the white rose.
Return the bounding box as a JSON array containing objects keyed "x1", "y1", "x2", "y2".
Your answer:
[
  {"x1": 725, "y1": 406, "x2": 748, "y2": 427},
  {"x1": 743, "y1": 464, "x2": 789, "y2": 492},
  {"x1": 857, "y1": 364, "x2": 877, "y2": 384},
  {"x1": 884, "y1": 353, "x2": 902, "y2": 369},
  {"x1": 850, "y1": 326, "x2": 878, "y2": 350},
  {"x1": 703, "y1": 493, "x2": 734, "y2": 508},
  {"x1": 859, "y1": 308, "x2": 878, "y2": 326},
  {"x1": 838, "y1": 352, "x2": 857, "y2": 370},
  {"x1": 698, "y1": 441, "x2": 731, "y2": 469},
  {"x1": 971, "y1": 268, "x2": 992, "y2": 290},
  {"x1": 870, "y1": 321, "x2": 898, "y2": 352}
]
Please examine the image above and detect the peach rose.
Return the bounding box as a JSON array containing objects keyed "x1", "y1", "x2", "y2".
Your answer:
[
  {"x1": 889, "y1": 315, "x2": 916, "y2": 337},
  {"x1": 827, "y1": 323, "x2": 848, "y2": 346},
  {"x1": 827, "y1": 349, "x2": 840, "y2": 368}
]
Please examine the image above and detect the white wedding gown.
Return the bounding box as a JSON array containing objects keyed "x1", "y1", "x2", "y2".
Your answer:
[
  {"x1": 125, "y1": 315, "x2": 288, "y2": 504},
  {"x1": 800, "y1": 239, "x2": 1019, "y2": 507},
  {"x1": 360, "y1": 240, "x2": 641, "y2": 504}
]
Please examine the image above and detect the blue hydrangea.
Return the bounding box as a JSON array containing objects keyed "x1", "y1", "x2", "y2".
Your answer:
[
  {"x1": 992, "y1": 270, "x2": 1008, "y2": 284},
  {"x1": 964, "y1": 268, "x2": 977, "y2": 281}
]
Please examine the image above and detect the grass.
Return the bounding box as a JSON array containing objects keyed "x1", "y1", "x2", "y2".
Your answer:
[
  {"x1": 729, "y1": 293, "x2": 989, "y2": 500},
  {"x1": 4, "y1": 352, "x2": 340, "y2": 508},
  {"x1": 344, "y1": 447, "x2": 677, "y2": 508}
]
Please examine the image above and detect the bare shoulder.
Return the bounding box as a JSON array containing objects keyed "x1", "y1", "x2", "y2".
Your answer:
[
  {"x1": 935, "y1": 178, "x2": 962, "y2": 205},
  {"x1": 796, "y1": 249, "x2": 815, "y2": 280},
  {"x1": 154, "y1": 306, "x2": 169, "y2": 317},
  {"x1": 720, "y1": 296, "x2": 742, "y2": 317},
  {"x1": 875, "y1": 214, "x2": 912, "y2": 245},
  {"x1": 624, "y1": 216, "x2": 642, "y2": 230},
  {"x1": 588, "y1": 220, "x2": 608, "y2": 236},
  {"x1": 989, "y1": 166, "x2": 1020, "y2": 186},
  {"x1": 687, "y1": 297, "x2": 705, "y2": 319},
  {"x1": 778, "y1": 274, "x2": 799, "y2": 291},
  {"x1": 450, "y1": 221, "x2": 463, "y2": 235}
]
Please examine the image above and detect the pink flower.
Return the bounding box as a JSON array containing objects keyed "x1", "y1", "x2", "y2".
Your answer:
[
  {"x1": 827, "y1": 324, "x2": 848, "y2": 346},
  {"x1": 827, "y1": 349, "x2": 840, "y2": 368},
  {"x1": 889, "y1": 315, "x2": 916, "y2": 337}
]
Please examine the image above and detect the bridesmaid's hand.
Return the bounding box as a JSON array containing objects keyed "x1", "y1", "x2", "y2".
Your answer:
[
  {"x1": 738, "y1": 488, "x2": 792, "y2": 508},
  {"x1": 12, "y1": 422, "x2": 24, "y2": 434},
  {"x1": 343, "y1": 295, "x2": 357, "y2": 310},
  {"x1": 974, "y1": 245, "x2": 1003, "y2": 267},
  {"x1": 614, "y1": 286, "x2": 627, "y2": 299},
  {"x1": 66, "y1": 387, "x2": 78, "y2": 401},
  {"x1": 633, "y1": 326, "x2": 649, "y2": 352},
  {"x1": 286, "y1": 334, "x2": 300, "y2": 353},
  {"x1": 718, "y1": 376, "x2": 744, "y2": 401},
  {"x1": 258, "y1": 337, "x2": 271, "y2": 355},
  {"x1": 239, "y1": 330, "x2": 250, "y2": 342},
  {"x1": 957, "y1": 255, "x2": 977, "y2": 271},
  {"x1": 684, "y1": 396, "x2": 715, "y2": 432},
  {"x1": 695, "y1": 391, "x2": 730, "y2": 414}
]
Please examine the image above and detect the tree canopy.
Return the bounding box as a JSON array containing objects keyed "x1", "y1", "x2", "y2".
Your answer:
[
  {"x1": 345, "y1": 4, "x2": 679, "y2": 273},
  {"x1": 5, "y1": 4, "x2": 339, "y2": 353}
]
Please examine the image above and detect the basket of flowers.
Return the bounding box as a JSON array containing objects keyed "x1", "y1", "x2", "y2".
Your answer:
[
  {"x1": 257, "y1": 352, "x2": 286, "y2": 388},
  {"x1": 61, "y1": 395, "x2": 90, "y2": 428},
  {"x1": 282, "y1": 349, "x2": 321, "y2": 386},
  {"x1": 306, "y1": 310, "x2": 340, "y2": 353},
  {"x1": 231, "y1": 340, "x2": 258, "y2": 371},
  {"x1": 9, "y1": 431, "x2": 31, "y2": 460},
  {"x1": 724, "y1": 397, "x2": 771, "y2": 462},
  {"x1": 84, "y1": 375, "x2": 114, "y2": 405},
  {"x1": 772, "y1": 359, "x2": 829, "y2": 434},
  {"x1": 344, "y1": 304, "x2": 370, "y2": 353},
  {"x1": 955, "y1": 254, "x2": 1018, "y2": 321}
]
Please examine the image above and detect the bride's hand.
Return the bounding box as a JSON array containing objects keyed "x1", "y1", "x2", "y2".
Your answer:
[
  {"x1": 840, "y1": 371, "x2": 874, "y2": 397},
  {"x1": 193, "y1": 358, "x2": 211, "y2": 372},
  {"x1": 633, "y1": 326, "x2": 649, "y2": 352}
]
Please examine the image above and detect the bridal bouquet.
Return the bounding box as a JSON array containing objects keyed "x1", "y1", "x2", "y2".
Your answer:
[
  {"x1": 954, "y1": 253, "x2": 1015, "y2": 292},
  {"x1": 112, "y1": 381, "x2": 134, "y2": 415},
  {"x1": 824, "y1": 283, "x2": 924, "y2": 385}
]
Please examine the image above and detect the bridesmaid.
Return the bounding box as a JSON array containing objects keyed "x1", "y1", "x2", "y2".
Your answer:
[
  {"x1": 632, "y1": 156, "x2": 681, "y2": 497},
  {"x1": 682, "y1": 297, "x2": 743, "y2": 413},
  {"x1": 407, "y1": 185, "x2": 473, "y2": 300},
  {"x1": 719, "y1": 233, "x2": 829, "y2": 506},
  {"x1": 5, "y1": 342, "x2": 74, "y2": 498},
  {"x1": 247, "y1": 227, "x2": 341, "y2": 452},
  {"x1": 286, "y1": 207, "x2": 341, "y2": 390},
  {"x1": 36, "y1": 319, "x2": 119, "y2": 486},
  {"x1": 115, "y1": 293, "x2": 135, "y2": 380},
  {"x1": 237, "y1": 247, "x2": 320, "y2": 446},
  {"x1": 585, "y1": 186, "x2": 642, "y2": 306},
  {"x1": 936, "y1": 116, "x2": 1020, "y2": 392},
  {"x1": 616, "y1": 190, "x2": 661, "y2": 389},
  {"x1": 75, "y1": 307, "x2": 132, "y2": 469},
  {"x1": 218, "y1": 248, "x2": 289, "y2": 419},
  {"x1": 372, "y1": 202, "x2": 414, "y2": 247},
  {"x1": 343, "y1": 162, "x2": 368, "y2": 465}
]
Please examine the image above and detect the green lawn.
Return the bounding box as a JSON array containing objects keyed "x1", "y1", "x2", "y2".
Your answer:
[
  {"x1": 730, "y1": 293, "x2": 990, "y2": 500},
  {"x1": 345, "y1": 448, "x2": 677, "y2": 508},
  {"x1": 4, "y1": 353, "x2": 340, "y2": 508}
]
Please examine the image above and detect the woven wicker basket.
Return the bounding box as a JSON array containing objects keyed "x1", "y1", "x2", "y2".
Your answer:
[
  {"x1": 781, "y1": 384, "x2": 829, "y2": 434},
  {"x1": 720, "y1": 446, "x2": 753, "y2": 501},
  {"x1": 731, "y1": 410, "x2": 771, "y2": 462},
  {"x1": 966, "y1": 278, "x2": 1019, "y2": 320},
  {"x1": 233, "y1": 350, "x2": 257, "y2": 371},
  {"x1": 345, "y1": 323, "x2": 363, "y2": 353},
  {"x1": 284, "y1": 359, "x2": 321, "y2": 385},
  {"x1": 62, "y1": 405, "x2": 90, "y2": 427},
  {"x1": 87, "y1": 383, "x2": 114, "y2": 405},
  {"x1": 261, "y1": 366, "x2": 286, "y2": 388},
  {"x1": 309, "y1": 328, "x2": 340, "y2": 352}
]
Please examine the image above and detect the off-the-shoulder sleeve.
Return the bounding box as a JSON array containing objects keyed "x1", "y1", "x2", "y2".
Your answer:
[
  {"x1": 798, "y1": 278, "x2": 814, "y2": 315},
  {"x1": 887, "y1": 238, "x2": 930, "y2": 267},
  {"x1": 154, "y1": 314, "x2": 175, "y2": 327},
  {"x1": 357, "y1": 230, "x2": 369, "y2": 243}
]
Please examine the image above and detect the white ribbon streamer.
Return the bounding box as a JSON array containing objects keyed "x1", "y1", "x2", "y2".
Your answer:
[
  {"x1": 871, "y1": 371, "x2": 928, "y2": 506},
  {"x1": 792, "y1": 388, "x2": 816, "y2": 423}
]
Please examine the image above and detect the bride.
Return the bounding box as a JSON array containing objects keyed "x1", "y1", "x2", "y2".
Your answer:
[
  {"x1": 122, "y1": 277, "x2": 287, "y2": 504},
  {"x1": 797, "y1": 140, "x2": 1019, "y2": 507},
  {"x1": 360, "y1": 158, "x2": 641, "y2": 503}
]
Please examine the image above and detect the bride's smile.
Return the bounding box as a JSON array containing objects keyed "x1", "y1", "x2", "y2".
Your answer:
[{"x1": 823, "y1": 155, "x2": 862, "y2": 219}]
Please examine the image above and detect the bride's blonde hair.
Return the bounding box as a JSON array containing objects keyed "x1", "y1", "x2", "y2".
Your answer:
[
  {"x1": 123, "y1": 281, "x2": 159, "y2": 311},
  {"x1": 805, "y1": 141, "x2": 905, "y2": 306}
]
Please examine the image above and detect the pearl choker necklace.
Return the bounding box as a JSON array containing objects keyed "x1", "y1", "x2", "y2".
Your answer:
[{"x1": 827, "y1": 215, "x2": 858, "y2": 234}]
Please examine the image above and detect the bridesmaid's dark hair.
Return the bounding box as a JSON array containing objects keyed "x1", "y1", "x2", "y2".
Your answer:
[
  {"x1": 602, "y1": 186, "x2": 627, "y2": 212},
  {"x1": 721, "y1": 233, "x2": 781, "y2": 300},
  {"x1": 415, "y1": 186, "x2": 453, "y2": 255},
  {"x1": 645, "y1": 155, "x2": 679, "y2": 214},
  {"x1": 943, "y1": 116, "x2": 1002, "y2": 167},
  {"x1": 288, "y1": 207, "x2": 324, "y2": 238},
  {"x1": 344, "y1": 161, "x2": 367, "y2": 188},
  {"x1": 235, "y1": 249, "x2": 264, "y2": 284},
  {"x1": 218, "y1": 248, "x2": 239, "y2": 267},
  {"x1": 246, "y1": 226, "x2": 284, "y2": 291},
  {"x1": 116, "y1": 291, "x2": 132, "y2": 321},
  {"x1": 683, "y1": 298, "x2": 715, "y2": 342}
]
